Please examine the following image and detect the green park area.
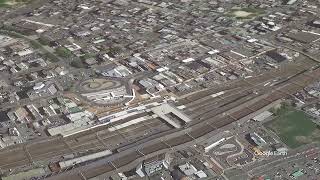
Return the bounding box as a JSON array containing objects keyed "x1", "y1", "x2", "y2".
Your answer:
[
  {"x1": 55, "y1": 47, "x2": 72, "y2": 58},
  {"x1": 265, "y1": 103, "x2": 320, "y2": 148},
  {"x1": 227, "y1": 7, "x2": 265, "y2": 20},
  {"x1": 0, "y1": 0, "x2": 30, "y2": 7}
]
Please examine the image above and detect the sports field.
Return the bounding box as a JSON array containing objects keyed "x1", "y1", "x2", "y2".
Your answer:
[{"x1": 265, "y1": 105, "x2": 320, "y2": 148}]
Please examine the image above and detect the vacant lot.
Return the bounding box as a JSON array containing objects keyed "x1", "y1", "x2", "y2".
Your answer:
[{"x1": 265, "y1": 105, "x2": 320, "y2": 148}]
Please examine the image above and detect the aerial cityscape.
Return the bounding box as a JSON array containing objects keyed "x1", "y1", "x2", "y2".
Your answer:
[{"x1": 0, "y1": 0, "x2": 320, "y2": 179}]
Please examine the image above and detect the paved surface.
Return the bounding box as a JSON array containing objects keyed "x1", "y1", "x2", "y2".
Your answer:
[
  {"x1": 0, "y1": 55, "x2": 318, "y2": 179},
  {"x1": 42, "y1": 63, "x2": 320, "y2": 179}
]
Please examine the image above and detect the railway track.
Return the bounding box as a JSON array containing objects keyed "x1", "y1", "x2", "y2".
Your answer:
[
  {"x1": 0, "y1": 60, "x2": 319, "y2": 179},
  {"x1": 44, "y1": 66, "x2": 320, "y2": 180}
]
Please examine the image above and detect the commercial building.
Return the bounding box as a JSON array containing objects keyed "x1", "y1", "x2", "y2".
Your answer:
[
  {"x1": 248, "y1": 132, "x2": 267, "y2": 146},
  {"x1": 136, "y1": 153, "x2": 171, "y2": 177}
]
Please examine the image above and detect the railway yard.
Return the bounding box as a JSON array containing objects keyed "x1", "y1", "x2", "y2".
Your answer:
[
  {"x1": 1, "y1": 56, "x2": 320, "y2": 179},
  {"x1": 48, "y1": 63, "x2": 320, "y2": 179},
  {"x1": 1, "y1": 0, "x2": 320, "y2": 179}
]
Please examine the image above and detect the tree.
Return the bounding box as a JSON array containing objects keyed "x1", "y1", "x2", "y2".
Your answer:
[
  {"x1": 55, "y1": 47, "x2": 72, "y2": 58},
  {"x1": 70, "y1": 59, "x2": 86, "y2": 68}
]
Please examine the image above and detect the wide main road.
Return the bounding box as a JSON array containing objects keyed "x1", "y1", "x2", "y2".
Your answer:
[{"x1": 0, "y1": 60, "x2": 318, "y2": 178}]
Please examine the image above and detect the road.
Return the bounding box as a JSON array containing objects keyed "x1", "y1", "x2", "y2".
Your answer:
[
  {"x1": 0, "y1": 51, "x2": 317, "y2": 175},
  {"x1": 0, "y1": 3, "x2": 319, "y2": 179},
  {"x1": 36, "y1": 63, "x2": 320, "y2": 179},
  {"x1": 0, "y1": 35, "x2": 318, "y2": 178}
]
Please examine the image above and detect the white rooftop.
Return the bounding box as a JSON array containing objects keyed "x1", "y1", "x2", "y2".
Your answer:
[{"x1": 252, "y1": 111, "x2": 273, "y2": 121}]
